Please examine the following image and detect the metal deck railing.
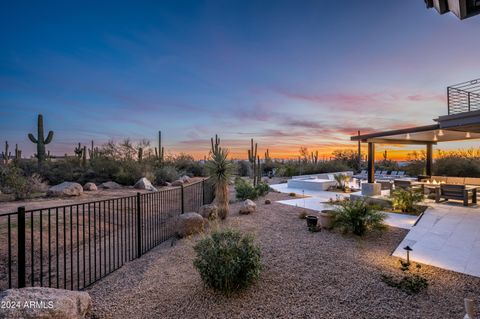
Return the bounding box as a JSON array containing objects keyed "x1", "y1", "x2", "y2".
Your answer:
[{"x1": 447, "y1": 78, "x2": 480, "y2": 115}]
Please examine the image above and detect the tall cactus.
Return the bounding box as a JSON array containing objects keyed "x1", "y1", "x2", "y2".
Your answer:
[
  {"x1": 1, "y1": 141, "x2": 11, "y2": 164},
  {"x1": 138, "y1": 147, "x2": 143, "y2": 162},
  {"x1": 74, "y1": 143, "x2": 83, "y2": 158},
  {"x1": 88, "y1": 140, "x2": 99, "y2": 159},
  {"x1": 14, "y1": 144, "x2": 21, "y2": 164},
  {"x1": 248, "y1": 139, "x2": 258, "y2": 186},
  {"x1": 82, "y1": 146, "x2": 87, "y2": 167},
  {"x1": 28, "y1": 114, "x2": 54, "y2": 167},
  {"x1": 154, "y1": 130, "x2": 164, "y2": 162},
  {"x1": 256, "y1": 155, "x2": 262, "y2": 184},
  {"x1": 311, "y1": 150, "x2": 318, "y2": 164},
  {"x1": 211, "y1": 134, "x2": 220, "y2": 154}
]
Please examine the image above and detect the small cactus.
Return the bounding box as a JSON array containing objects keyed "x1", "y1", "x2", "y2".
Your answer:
[{"x1": 28, "y1": 114, "x2": 54, "y2": 167}]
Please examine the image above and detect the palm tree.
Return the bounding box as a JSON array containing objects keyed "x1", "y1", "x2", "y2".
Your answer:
[{"x1": 205, "y1": 135, "x2": 234, "y2": 219}]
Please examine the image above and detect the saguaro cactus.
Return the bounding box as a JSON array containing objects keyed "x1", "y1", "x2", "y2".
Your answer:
[
  {"x1": 88, "y1": 140, "x2": 99, "y2": 159},
  {"x1": 82, "y1": 146, "x2": 87, "y2": 167},
  {"x1": 74, "y1": 143, "x2": 83, "y2": 158},
  {"x1": 1, "y1": 141, "x2": 11, "y2": 164},
  {"x1": 154, "y1": 130, "x2": 164, "y2": 162},
  {"x1": 248, "y1": 139, "x2": 258, "y2": 186},
  {"x1": 311, "y1": 150, "x2": 319, "y2": 164},
  {"x1": 211, "y1": 134, "x2": 220, "y2": 154},
  {"x1": 15, "y1": 144, "x2": 21, "y2": 161},
  {"x1": 28, "y1": 114, "x2": 54, "y2": 167},
  {"x1": 138, "y1": 147, "x2": 143, "y2": 162}
]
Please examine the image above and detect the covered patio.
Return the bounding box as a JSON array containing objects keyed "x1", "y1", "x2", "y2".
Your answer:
[{"x1": 351, "y1": 110, "x2": 480, "y2": 201}]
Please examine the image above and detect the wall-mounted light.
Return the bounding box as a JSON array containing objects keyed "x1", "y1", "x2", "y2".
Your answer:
[
  {"x1": 406, "y1": 133, "x2": 411, "y2": 140},
  {"x1": 466, "y1": 132, "x2": 471, "y2": 138},
  {"x1": 433, "y1": 134, "x2": 438, "y2": 142},
  {"x1": 438, "y1": 129, "x2": 444, "y2": 136}
]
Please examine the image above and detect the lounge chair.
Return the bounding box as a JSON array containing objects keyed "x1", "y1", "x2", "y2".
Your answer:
[
  {"x1": 397, "y1": 171, "x2": 406, "y2": 177},
  {"x1": 353, "y1": 170, "x2": 367, "y2": 179},
  {"x1": 435, "y1": 184, "x2": 478, "y2": 206}
]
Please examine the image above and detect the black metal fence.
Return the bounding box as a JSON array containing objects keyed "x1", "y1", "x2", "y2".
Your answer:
[{"x1": 0, "y1": 178, "x2": 215, "y2": 291}]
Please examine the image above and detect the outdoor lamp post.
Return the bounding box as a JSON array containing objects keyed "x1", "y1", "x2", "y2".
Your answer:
[{"x1": 403, "y1": 245, "x2": 413, "y2": 264}]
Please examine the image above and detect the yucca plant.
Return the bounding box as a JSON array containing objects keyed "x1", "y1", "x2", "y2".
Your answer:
[
  {"x1": 205, "y1": 135, "x2": 234, "y2": 219},
  {"x1": 333, "y1": 173, "x2": 350, "y2": 191},
  {"x1": 333, "y1": 199, "x2": 386, "y2": 236}
]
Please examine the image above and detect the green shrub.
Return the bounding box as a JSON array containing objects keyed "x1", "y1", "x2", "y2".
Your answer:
[
  {"x1": 381, "y1": 274, "x2": 428, "y2": 295},
  {"x1": 236, "y1": 160, "x2": 251, "y2": 177},
  {"x1": 255, "y1": 182, "x2": 270, "y2": 197},
  {"x1": 235, "y1": 178, "x2": 258, "y2": 200},
  {"x1": 0, "y1": 166, "x2": 30, "y2": 200},
  {"x1": 193, "y1": 229, "x2": 261, "y2": 294},
  {"x1": 234, "y1": 178, "x2": 270, "y2": 200},
  {"x1": 333, "y1": 199, "x2": 386, "y2": 236},
  {"x1": 154, "y1": 165, "x2": 179, "y2": 186},
  {"x1": 391, "y1": 189, "x2": 424, "y2": 213}
]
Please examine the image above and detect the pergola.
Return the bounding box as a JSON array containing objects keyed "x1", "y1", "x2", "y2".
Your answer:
[{"x1": 351, "y1": 110, "x2": 480, "y2": 183}]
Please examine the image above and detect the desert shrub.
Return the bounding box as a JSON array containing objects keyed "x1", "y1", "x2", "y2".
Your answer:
[
  {"x1": 193, "y1": 229, "x2": 261, "y2": 294},
  {"x1": 235, "y1": 178, "x2": 258, "y2": 200},
  {"x1": 333, "y1": 199, "x2": 386, "y2": 236},
  {"x1": 154, "y1": 165, "x2": 179, "y2": 186},
  {"x1": 0, "y1": 166, "x2": 30, "y2": 200},
  {"x1": 38, "y1": 160, "x2": 77, "y2": 185},
  {"x1": 255, "y1": 182, "x2": 270, "y2": 197},
  {"x1": 236, "y1": 160, "x2": 251, "y2": 177},
  {"x1": 391, "y1": 189, "x2": 424, "y2": 213},
  {"x1": 234, "y1": 178, "x2": 270, "y2": 200},
  {"x1": 113, "y1": 161, "x2": 144, "y2": 185},
  {"x1": 298, "y1": 211, "x2": 308, "y2": 219},
  {"x1": 27, "y1": 173, "x2": 49, "y2": 193},
  {"x1": 88, "y1": 157, "x2": 122, "y2": 182},
  {"x1": 381, "y1": 274, "x2": 428, "y2": 295},
  {"x1": 434, "y1": 156, "x2": 480, "y2": 177}
]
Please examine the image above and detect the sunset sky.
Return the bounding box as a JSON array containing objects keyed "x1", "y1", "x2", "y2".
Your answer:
[{"x1": 1, "y1": 1, "x2": 479, "y2": 160}]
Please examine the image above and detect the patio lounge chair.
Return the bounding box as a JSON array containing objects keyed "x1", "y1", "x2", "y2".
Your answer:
[
  {"x1": 353, "y1": 170, "x2": 367, "y2": 179},
  {"x1": 397, "y1": 171, "x2": 406, "y2": 177},
  {"x1": 435, "y1": 184, "x2": 478, "y2": 206}
]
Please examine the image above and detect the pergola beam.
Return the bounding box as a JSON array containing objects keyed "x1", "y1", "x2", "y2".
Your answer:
[{"x1": 361, "y1": 138, "x2": 438, "y2": 145}]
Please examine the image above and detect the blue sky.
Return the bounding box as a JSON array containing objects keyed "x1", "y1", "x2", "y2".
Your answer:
[{"x1": 1, "y1": 0, "x2": 479, "y2": 159}]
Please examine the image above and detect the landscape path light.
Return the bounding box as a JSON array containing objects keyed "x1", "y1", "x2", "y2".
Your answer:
[{"x1": 403, "y1": 245, "x2": 413, "y2": 264}]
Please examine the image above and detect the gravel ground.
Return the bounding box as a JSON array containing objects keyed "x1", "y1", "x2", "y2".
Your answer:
[{"x1": 86, "y1": 189, "x2": 480, "y2": 319}]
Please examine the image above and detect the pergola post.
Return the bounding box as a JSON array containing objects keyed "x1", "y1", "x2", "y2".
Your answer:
[
  {"x1": 426, "y1": 143, "x2": 433, "y2": 177},
  {"x1": 367, "y1": 142, "x2": 375, "y2": 183}
]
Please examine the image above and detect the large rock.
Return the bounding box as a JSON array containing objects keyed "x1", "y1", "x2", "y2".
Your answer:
[
  {"x1": 0, "y1": 287, "x2": 91, "y2": 319},
  {"x1": 83, "y1": 182, "x2": 97, "y2": 191},
  {"x1": 198, "y1": 204, "x2": 218, "y2": 219},
  {"x1": 134, "y1": 177, "x2": 158, "y2": 192},
  {"x1": 47, "y1": 182, "x2": 83, "y2": 197},
  {"x1": 171, "y1": 180, "x2": 184, "y2": 187},
  {"x1": 180, "y1": 175, "x2": 191, "y2": 184},
  {"x1": 101, "y1": 181, "x2": 122, "y2": 189},
  {"x1": 239, "y1": 199, "x2": 257, "y2": 215},
  {"x1": 176, "y1": 212, "x2": 204, "y2": 237}
]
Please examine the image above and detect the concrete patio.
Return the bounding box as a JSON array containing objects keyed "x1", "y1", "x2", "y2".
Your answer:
[
  {"x1": 393, "y1": 202, "x2": 480, "y2": 278},
  {"x1": 271, "y1": 182, "x2": 480, "y2": 278}
]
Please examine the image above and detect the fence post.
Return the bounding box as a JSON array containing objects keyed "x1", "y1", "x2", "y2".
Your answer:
[
  {"x1": 181, "y1": 185, "x2": 185, "y2": 214},
  {"x1": 202, "y1": 179, "x2": 206, "y2": 205},
  {"x1": 17, "y1": 206, "x2": 26, "y2": 288},
  {"x1": 136, "y1": 193, "x2": 142, "y2": 258}
]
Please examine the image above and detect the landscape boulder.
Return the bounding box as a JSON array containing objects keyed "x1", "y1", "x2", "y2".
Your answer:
[
  {"x1": 0, "y1": 287, "x2": 91, "y2": 319},
  {"x1": 47, "y1": 182, "x2": 83, "y2": 197},
  {"x1": 83, "y1": 182, "x2": 97, "y2": 191},
  {"x1": 171, "y1": 180, "x2": 184, "y2": 187},
  {"x1": 134, "y1": 177, "x2": 158, "y2": 192},
  {"x1": 198, "y1": 204, "x2": 218, "y2": 219},
  {"x1": 176, "y1": 212, "x2": 204, "y2": 237},
  {"x1": 239, "y1": 199, "x2": 257, "y2": 214},
  {"x1": 180, "y1": 175, "x2": 191, "y2": 184},
  {"x1": 101, "y1": 181, "x2": 122, "y2": 189}
]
